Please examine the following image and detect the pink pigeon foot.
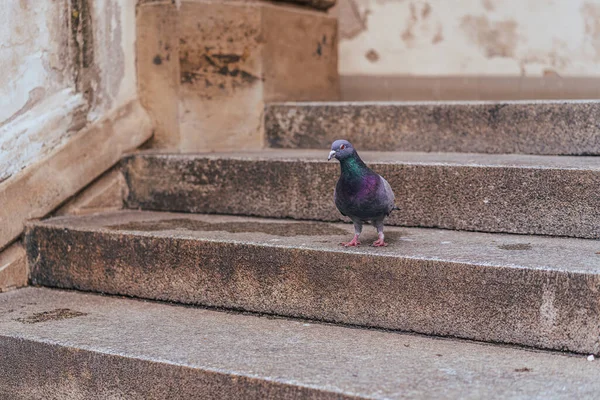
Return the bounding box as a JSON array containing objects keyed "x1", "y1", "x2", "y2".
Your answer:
[
  {"x1": 371, "y1": 238, "x2": 388, "y2": 247},
  {"x1": 340, "y1": 235, "x2": 361, "y2": 247}
]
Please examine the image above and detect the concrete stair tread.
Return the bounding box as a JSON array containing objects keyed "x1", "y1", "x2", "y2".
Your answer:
[
  {"x1": 129, "y1": 148, "x2": 600, "y2": 169},
  {"x1": 30, "y1": 210, "x2": 600, "y2": 274},
  {"x1": 2, "y1": 287, "x2": 600, "y2": 399},
  {"x1": 265, "y1": 100, "x2": 600, "y2": 155},
  {"x1": 122, "y1": 151, "x2": 600, "y2": 239},
  {"x1": 26, "y1": 211, "x2": 600, "y2": 353}
]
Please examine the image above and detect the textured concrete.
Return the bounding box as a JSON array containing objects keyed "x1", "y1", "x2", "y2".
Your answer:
[
  {"x1": 338, "y1": 75, "x2": 600, "y2": 102},
  {"x1": 26, "y1": 211, "x2": 600, "y2": 354},
  {"x1": 136, "y1": 2, "x2": 181, "y2": 149},
  {"x1": 54, "y1": 168, "x2": 126, "y2": 217},
  {"x1": 137, "y1": 1, "x2": 338, "y2": 151},
  {"x1": 122, "y1": 150, "x2": 600, "y2": 238},
  {"x1": 0, "y1": 242, "x2": 27, "y2": 292},
  {"x1": 273, "y1": 0, "x2": 336, "y2": 10},
  {"x1": 139, "y1": 0, "x2": 336, "y2": 11},
  {"x1": 2, "y1": 288, "x2": 600, "y2": 399},
  {"x1": 0, "y1": 100, "x2": 152, "y2": 251},
  {"x1": 265, "y1": 100, "x2": 600, "y2": 155}
]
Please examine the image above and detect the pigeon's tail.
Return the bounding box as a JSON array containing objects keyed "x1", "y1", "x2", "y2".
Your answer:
[{"x1": 387, "y1": 206, "x2": 400, "y2": 216}]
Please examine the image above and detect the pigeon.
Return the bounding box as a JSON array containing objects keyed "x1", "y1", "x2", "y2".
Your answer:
[{"x1": 328, "y1": 139, "x2": 398, "y2": 247}]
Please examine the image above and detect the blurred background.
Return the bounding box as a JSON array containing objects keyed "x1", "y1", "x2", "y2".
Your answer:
[{"x1": 331, "y1": 0, "x2": 600, "y2": 100}]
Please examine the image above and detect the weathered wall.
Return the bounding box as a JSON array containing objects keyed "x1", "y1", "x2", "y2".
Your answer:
[
  {"x1": 0, "y1": 0, "x2": 138, "y2": 183},
  {"x1": 334, "y1": 0, "x2": 600, "y2": 77},
  {"x1": 332, "y1": 0, "x2": 600, "y2": 99}
]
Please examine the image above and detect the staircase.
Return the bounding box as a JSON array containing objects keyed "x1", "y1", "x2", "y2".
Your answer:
[{"x1": 3, "y1": 100, "x2": 600, "y2": 398}]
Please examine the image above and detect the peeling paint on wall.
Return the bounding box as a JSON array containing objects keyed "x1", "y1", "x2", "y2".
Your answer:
[
  {"x1": 582, "y1": 2, "x2": 600, "y2": 61},
  {"x1": 0, "y1": 0, "x2": 138, "y2": 185},
  {"x1": 332, "y1": 0, "x2": 370, "y2": 39},
  {"x1": 0, "y1": 0, "x2": 72, "y2": 123},
  {"x1": 335, "y1": 0, "x2": 600, "y2": 77},
  {"x1": 0, "y1": 89, "x2": 86, "y2": 183},
  {"x1": 460, "y1": 15, "x2": 518, "y2": 58}
]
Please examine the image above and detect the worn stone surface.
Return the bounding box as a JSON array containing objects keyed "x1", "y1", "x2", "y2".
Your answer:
[
  {"x1": 0, "y1": 100, "x2": 152, "y2": 251},
  {"x1": 0, "y1": 0, "x2": 139, "y2": 182},
  {"x1": 138, "y1": 0, "x2": 335, "y2": 11},
  {"x1": 0, "y1": 243, "x2": 27, "y2": 293},
  {"x1": 334, "y1": 0, "x2": 600, "y2": 80},
  {"x1": 136, "y1": 2, "x2": 181, "y2": 149},
  {"x1": 54, "y1": 168, "x2": 126, "y2": 217},
  {"x1": 265, "y1": 100, "x2": 600, "y2": 155},
  {"x1": 177, "y1": 1, "x2": 265, "y2": 151},
  {"x1": 2, "y1": 288, "x2": 600, "y2": 399},
  {"x1": 273, "y1": 0, "x2": 336, "y2": 10},
  {"x1": 122, "y1": 150, "x2": 600, "y2": 239},
  {"x1": 25, "y1": 211, "x2": 600, "y2": 354},
  {"x1": 338, "y1": 75, "x2": 600, "y2": 102},
  {"x1": 261, "y1": 5, "x2": 339, "y2": 102},
  {"x1": 136, "y1": 1, "x2": 338, "y2": 151}
]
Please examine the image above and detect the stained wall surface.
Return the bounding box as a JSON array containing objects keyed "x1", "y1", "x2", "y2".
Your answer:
[
  {"x1": 332, "y1": 0, "x2": 600, "y2": 99},
  {"x1": 0, "y1": 0, "x2": 137, "y2": 183},
  {"x1": 335, "y1": 0, "x2": 600, "y2": 76}
]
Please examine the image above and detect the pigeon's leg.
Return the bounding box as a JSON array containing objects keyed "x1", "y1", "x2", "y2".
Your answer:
[
  {"x1": 341, "y1": 220, "x2": 362, "y2": 247},
  {"x1": 371, "y1": 218, "x2": 388, "y2": 247}
]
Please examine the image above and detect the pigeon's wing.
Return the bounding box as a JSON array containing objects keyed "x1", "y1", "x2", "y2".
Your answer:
[
  {"x1": 379, "y1": 176, "x2": 396, "y2": 215},
  {"x1": 333, "y1": 186, "x2": 347, "y2": 216}
]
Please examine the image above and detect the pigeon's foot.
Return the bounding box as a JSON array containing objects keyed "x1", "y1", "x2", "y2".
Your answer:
[
  {"x1": 340, "y1": 235, "x2": 361, "y2": 247},
  {"x1": 371, "y1": 238, "x2": 388, "y2": 247}
]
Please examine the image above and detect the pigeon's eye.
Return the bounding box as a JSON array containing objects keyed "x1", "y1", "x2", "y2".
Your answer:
[{"x1": 340, "y1": 144, "x2": 346, "y2": 150}]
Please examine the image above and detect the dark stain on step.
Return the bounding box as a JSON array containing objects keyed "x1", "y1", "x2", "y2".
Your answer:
[
  {"x1": 514, "y1": 367, "x2": 532, "y2": 372},
  {"x1": 17, "y1": 308, "x2": 88, "y2": 324},
  {"x1": 498, "y1": 243, "x2": 532, "y2": 251},
  {"x1": 107, "y1": 219, "x2": 348, "y2": 237}
]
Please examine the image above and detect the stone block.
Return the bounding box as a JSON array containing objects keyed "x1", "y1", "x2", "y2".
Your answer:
[
  {"x1": 137, "y1": 1, "x2": 339, "y2": 152},
  {"x1": 54, "y1": 168, "x2": 126, "y2": 217},
  {"x1": 0, "y1": 243, "x2": 27, "y2": 293},
  {"x1": 25, "y1": 211, "x2": 600, "y2": 354},
  {"x1": 122, "y1": 151, "x2": 600, "y2": 239},
  {"x1": 265, "y1": 100, "x2": 600, "y2": 155},
  {"x1": 0, "y1": 100, "x2": 152, "y2": 251},
  {"x1": 3, "y1": 288, "x2": 600, "y2": 399}
]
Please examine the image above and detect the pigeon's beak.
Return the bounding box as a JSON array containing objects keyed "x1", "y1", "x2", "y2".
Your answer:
[{"x1": 328, "y1": 150, "x2": 336, "y2": 161}]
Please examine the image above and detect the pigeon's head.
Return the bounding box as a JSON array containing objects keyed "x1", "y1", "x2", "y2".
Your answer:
[{"x1": 328, "y1": 139, "x2": 355, "y2": 161}]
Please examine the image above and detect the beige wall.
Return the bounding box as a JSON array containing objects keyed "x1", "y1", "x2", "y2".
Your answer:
[
  {"x1": 0, "y1": 0, "x2": 137, "y2": 183},
  {"x1": 334, "y1": 0, "x2": 600, "y2": 78}
]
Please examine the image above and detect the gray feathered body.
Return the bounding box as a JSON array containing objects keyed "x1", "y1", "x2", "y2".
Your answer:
[{"x1": 333, "y1": 154, "x2": 396, "y2": 223}]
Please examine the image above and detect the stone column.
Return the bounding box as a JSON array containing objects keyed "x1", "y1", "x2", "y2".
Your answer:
[{"x1": 137, "y1": 0, "x2": 339, "y2": 151}]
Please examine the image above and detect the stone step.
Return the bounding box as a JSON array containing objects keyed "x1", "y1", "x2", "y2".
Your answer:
[
  {"x1": 2, "y1": 288, "x2": 600, "y2": 399},
  {"x1": 265, "y1": 101, "x2": 600, "y2": 155},
  {"x1": 122, "y1": 150, "x2": 600, "y2": 239},
  {"x1": 26, "y1": 211, "x2": 600, "y2": 354}
]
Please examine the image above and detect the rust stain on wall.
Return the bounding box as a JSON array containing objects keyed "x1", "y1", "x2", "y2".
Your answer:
[
  {"x1": 400, "y1": 2, "x2": 439, "y2": 47},
  {"x1": 401, "y1": 3, "x2": 418, "y2": 45},
  {"x1": 70, "y1": 0, "x2": 97, "y2": 109},
  {"x1": 432, "y1": 24, "x2": 443, "y2": 44},
  {"x1": 365, "y1": 49, "x2": 380, "y2": 62},
  {"x1": 100, "y1": 0, "x2": 126, "y2": 107},
  {"x1": 336, "y1": 0, "x2": 370, "y2": 40},
  {"x1": 582, "y1": 2, "x2": 600, "y2": 60},
  {"x1": 179, "y1": 46, "x2": 260, "y2": 97},
  {"x1": 460, "y1": 15, "x2": 518, "y2": 58},
  {"x1": 421, "y1": 2, "x2": 432, "y2": 18},
  {"x1": 481, "y1": 0, "x2": 494, "y2": 12}
]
